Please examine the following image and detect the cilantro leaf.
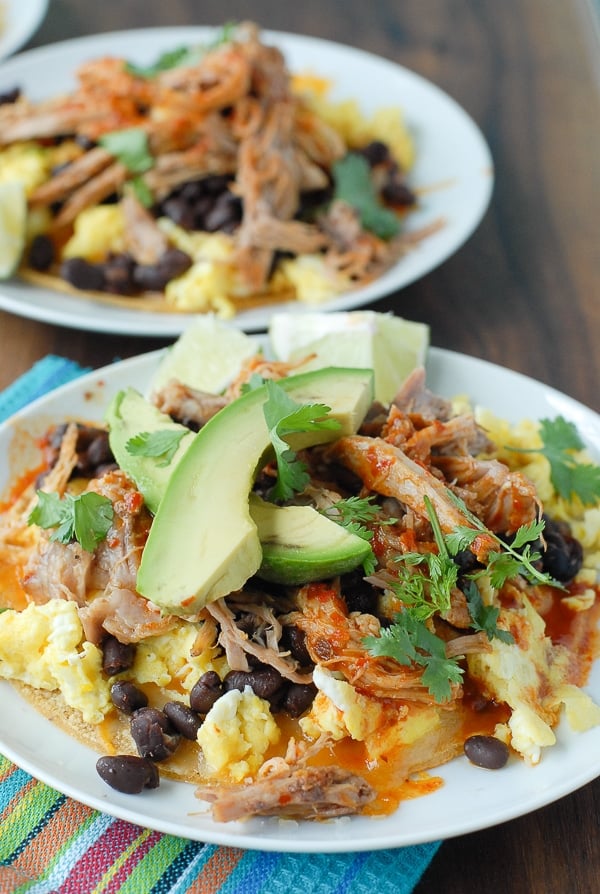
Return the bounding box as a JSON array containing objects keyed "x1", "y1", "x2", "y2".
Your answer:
[
  {"x1": 445, "y1": 491, "x2": 560, "y2": 589},
  {"x1": 125, "y1": 24, "x2": 237, "y2": 78},
  {"x1": 262, "y1": 380, "x2": 340, "y2": 502},
  {"x1": 323, "y1": 495, "x2": 395, "y2": 541},
  {"x1": 28, "y1": 490, "x2": 114, "y2": 553},
  {"x1": 126, "y1": 46, "x2": 203, "y2": 78},
  {"x1": 72, "y1": 492, "x2": 115, "y2": 552},
  {"x1": 332, "y1": 153, "x2": 401, "y2": 240},
  {"x1": 240, "y1": 372, "x2": 267, "y2": 394},
  {"x1": 126, "y1": 429, "x2": 187, "y2": 467},
  {"x1": 463, "y1": 580, "x2": 515, "y2": 644},
  {"x1": 510, "y1": 416, "x2": 600, "y2": 505},
  {"x1": 364, "y1": 612, "x2": 464, "y2": 702},
  {"x1": 129, "y1": 176, "x2": 154, "y2": 207},
  {"x1": 98, "y1": 128, "x2": 153, "y2": 174}
]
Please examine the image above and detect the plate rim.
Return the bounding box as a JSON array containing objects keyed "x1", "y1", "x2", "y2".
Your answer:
[
  {"x1": 0, "y1": 344, "x2": 599, "y2": 851},
  {"x1": 0, "y1": 0, "x2": 48, "y2": 60},
  {"x1": 0, "y1": 25, "x2": 493, "y2": 336}
]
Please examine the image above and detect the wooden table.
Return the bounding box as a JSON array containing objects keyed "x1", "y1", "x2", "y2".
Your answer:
[{"x1": 1, "y1": 1, "x2": 599, "y2": 890}]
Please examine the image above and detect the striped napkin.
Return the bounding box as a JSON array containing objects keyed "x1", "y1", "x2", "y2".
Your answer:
[{"x1": 0, "y1": 356, "x2": 441, "y2": 894}]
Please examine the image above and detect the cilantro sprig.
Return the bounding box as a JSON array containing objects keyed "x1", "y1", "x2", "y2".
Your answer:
[
  {"x1": 98, "y1": 128, "x2": 154, "y2": 174},
  {"x1": 510, "y1": 416, "x2": 600, "y2": 506},
  {"x1": 262, "y1": 380, "x2": 340, "y2": 502},
  {"x1": 323, "y1": 495, "x2": 396, "y2": 576},
  {"x1": 125, "y1": 24, "x2": 237, "y2": 78},
  {"x1": 323, "y1": 495, "x2": 393, "y2": 541},
  {"x1": 444, "y1": 492, "x2": 558, "y2": 590},
  {"x1": 332, "y1": 153, "x2": 401, "y2": 240},
  {"x1": 126, "y1": 429, "x2": 187, "y2": 467},
  {"x1": 28, "y1": 490, "x2": 114, "y2": 553},
  {"x1": 364, "y1": 612, "x2": 464, "y2": 703},
  {"x1": 463, "y1": 580, "x2": 514, "y2": 644}
]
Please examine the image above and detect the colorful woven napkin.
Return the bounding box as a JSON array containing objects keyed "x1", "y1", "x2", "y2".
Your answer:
[{"x1": 0, "y1": 356, "x2": 441, "y2": 894}]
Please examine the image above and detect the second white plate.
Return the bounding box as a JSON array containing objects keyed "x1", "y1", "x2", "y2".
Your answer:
[{"x1": 0, "y1": 26, "x2": 493, "y2": 335}]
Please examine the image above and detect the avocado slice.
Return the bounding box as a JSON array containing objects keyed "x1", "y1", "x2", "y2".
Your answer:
[
  {"x1": 107, "y1": 383, "x2": 372, "y2": 590},
  {"x1": 249, "y1": 494, "x2": 371, "y2": 584},
  {"x1": 136, "y1": 366, "x2": 374, "y2": 617},
  {"x1": 105, "y1": 388, "x2": 195, "y2": 515}
]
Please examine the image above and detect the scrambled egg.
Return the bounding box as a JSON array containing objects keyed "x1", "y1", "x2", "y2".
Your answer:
[
  {"x1": 292, "y1": 74, "x2": 415, "y2": 170},
  {"x1": 300, "y1": 666, "x2": 386, "y2": 741},
  {"x1": 468, "y1": 593, "x2": 600, "y2": 764},
  {"x1": 0, "y1": 600, "x2": 110, "y2": 724},
  {"x1": 197, "y1": 687, "x2": 280, "y2": 782},
  {"x1": 278, "y1": 255, "x2": 348, "y2": 306},
  {"x1": 62, "y1": 205, "x2": 127, "y2": 262},
  {"x1": 0, "y1": 144, "x2": 51, "y2": 196},
  {"x1": 133, "y1": 619, "x2": 228, "y2": 696},
  {"x1": 0, "y1": 602, "x2": 228, "y2": 728}
]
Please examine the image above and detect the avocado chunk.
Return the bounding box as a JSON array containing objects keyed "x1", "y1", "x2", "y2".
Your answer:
[
  {"x1": 136, "y1": 366, "x2": 374, "y2": 617},
  {"x1": 105, "y1": 388, "x2": 194, "y2": 515},
  {"x1": 249, "y1": 494, "x2": 371, "y2": 584}
]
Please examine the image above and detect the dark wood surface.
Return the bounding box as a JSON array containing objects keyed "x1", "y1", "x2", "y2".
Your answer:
[{"x1": 1, "y1": 1, "x2": 599, "y2": 891}]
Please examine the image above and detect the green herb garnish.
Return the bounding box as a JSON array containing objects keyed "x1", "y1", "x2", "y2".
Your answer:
[
  {"x1": 126, "y1": 429, "x2": 188, "y2": 467},
  {"x1": 510, "y1": 416, "x2": 600, "y2": 505},
  {"x1": 324, "y1": 495, "x2": 388, "y2": 541},
  {"x1": 364, "y1": 612, "x2": 464, "y2": 703},
  {"x1": 129, "y1": 176, "x2": 154, "y2": 207},
  {"x1": 98, "y1": 128, "x2": 153, "y2": 174},
  {"x1": 262, "y1": 380, "x2": 340, "y2": 502},
  {"x1": 332, "y1": 153, "x2": 401, "y2": 239},
  {"x1": 28, "y1": 491, "x2": 114, "y2": 553},
  {"x1": 125, "y1": 24, "x2": 237, "y2": 78},
  {"x1": 463, "y1": 579, "x2": 514, "y2": 644},
  {"x1": 126, "y1": 46, "x2": 204, "y2": 78},
  {"x1": 444, "y1": 494, "x2": 556, "y2": 589}
]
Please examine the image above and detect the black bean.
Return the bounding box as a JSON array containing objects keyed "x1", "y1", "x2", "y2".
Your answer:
[
  {"x1": 85, "y1": 432, "x2": 115, "y2": 471},
  {"x1": 110, "y1": 681, "x2": 148, "y2": 714},
  {"x1": 102, "y1": 253, "x2": 136, "y2": 295},
  {"x1": 464, "y1": 735, "x2": 510, "y2": 769},
  {"x1": 189, "y1": 671, "x2": 223, "y2": 714},
  {"x1": 280, "y1": 625, "x2": 313, "y2": 667},
  {"x1": 281, "y1": 683, "x2": 317, "y2": 718},
  {"x1": 28, "y1": 234, "x2": 55, "y2": 271},
  {"x1": 223, "y1": 665, "x2": 284, "y2": 700},
  {"x1": 161, "y1": 196, "x2": 197, "y2": 230},
  {"x1": 381, "y1": 176, "x2": 416, "y2": 207},
  {"x1": 132, "y1": 248, "x2": 191, "y2": 292},
  {"x1": 340, "y1": 569, "x2": 378, "y2": 615},
  {"x1": 359, "y1": 140, "x2": 391, "y2": 166},
  {"x1": 102, "y1": 637, "x2": 135, "y2": 676},
  {"x1": 130, "y1": 707, "x2": 180, "y2": 761},
  {"x1": 61, "y1": 257, "x2": 105, "y2": 291},
  {"x1": 454, "y1": 549, "x2": 481, "y2": 575},
  {"x1": 0, "y1": 87, "x2": 21, "y2": 105},
  {"x1": 163, "y1": 701, "x2": 202, "y2": 739},
  {"x1": 203, "y1": 192, "x2": 242, "y2": 233},
  {"x1": 75, "y1": 134, "x2": 96, "y2": 151},
  {"x1": 191, "y1": 195, "x2": 216, "y2": 227},
  {"x1": 201, "y1": 174, "x2": 231, "y2": 195},
  {"x1": 541, "y1": 515, "x2": 584, "y2": 583},
  {"x1": 96, "y1": 754, "x2": 159, "y2": 794},
  {"x1": 132, "y1": 263, "x2": 169, "y2": 291},
  {"x1": 158, "y1": 247, "x2": 192, "y2": 280},
  {"x1": 179, "y1": 180, "x2": 205, "y2": 201}
]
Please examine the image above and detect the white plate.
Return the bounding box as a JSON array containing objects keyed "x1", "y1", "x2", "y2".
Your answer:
[
  {"x1": 0, "y1": 0, "x2": 48, "y2": 60},
  {"x1": 0, "y1": 26, "x2": 493, "y2": 335},
  {"x1": 0, "y1": 346, "x2": 598, "y2": 852}
]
